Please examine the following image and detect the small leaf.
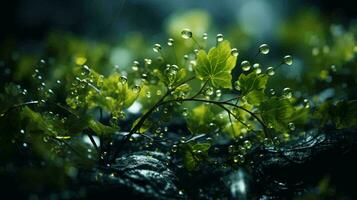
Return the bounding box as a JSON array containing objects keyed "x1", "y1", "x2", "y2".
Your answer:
[
  {"x1": 237, "y1": 72, "x2": 268, "y2": 105},
  {"x1": 195, "y1": 40, "x2": 237, "y2": 88},
  {"x1": 89, "y1": 120, "x2": 116, "y2": 137}
]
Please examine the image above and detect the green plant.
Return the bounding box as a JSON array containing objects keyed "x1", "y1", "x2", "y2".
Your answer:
[{"x1": 1, "y1": 28, "x2": 356, "y2": 184}]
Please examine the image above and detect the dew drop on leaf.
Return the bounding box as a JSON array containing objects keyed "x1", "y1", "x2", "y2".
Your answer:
[
  {"x1": 259, "y1": 44, "x2": 270, "y2": 54},
  {"x1": 234, "y1": 81, "x2": 241, "y2": 91},
  {"x1": 132, "y1": 85, "x2": 141, "y2": 93},
  {"x1": 282, "y1": 87, "x2": 293, "y2": 99},
  {"x1": 119, "y1": 75, "x2": 127, "y2": 84},
  {"x1": 241, "y1": 60, "x2": 251, "y2": 71},
  {"x1": 215, "y1": 90, "x2": 222, "y2": 97},
  {"x1": 204, "y1": 86, "x2": 214, "y2": 96},
  {"x1": 283, "y1": 55, "x2": 293, "y2": 65},
  {"x1": 253, "y1": 63, "x2": 262, "y2": 74},
  {"x1": 266, "y1": 67, "x2": 275, "y2": 76},
  {"x1": 216, "y1": 33, "x2": 224, "y2": 43},
  {"x1": 202, "y1": 33, "x2": 208, "y2": 40},
  {"x1": 181, "y1": 28, "x2": 192, "y2": 39},
  {"x1": 231, "y1": 48, "x2": 239, "y2": 57}
]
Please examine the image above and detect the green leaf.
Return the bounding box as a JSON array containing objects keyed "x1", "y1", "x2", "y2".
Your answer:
[
  {"x1": 332, "y1": 100, "x2": 357, "y2": 129},
  {"x1": 66, "y1": 71, "x2": 138, "y2": 119},
  {"x1": 89, "y1": 120, "x2": 116, "y2": 137},
  {"x1": 186, "y1": 104, "x2": 216, "y2": 134},
  {"x1": 237, "y1": 72, "x2": 268, "y2": 105},
  {"x1": 195, "y1": 40, "x2": 237, "y2": 88},
  {"x1": 316, "y1": 100, "x2": 357, "y2": 129},
  {"x1": 260, "y1": 97, "x2": 308, "y2": 133},
  {"x1": 183, "y1": 142, "x2": 211, "y2": 171}
]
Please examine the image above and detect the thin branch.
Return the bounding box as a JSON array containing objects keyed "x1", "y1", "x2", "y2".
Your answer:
[
  {"x1": 0, "y1": 101, "x2": 39, "y2": 117},
  {"x1": 190, "y1": 79, "x2": 209, "y2": 99}
]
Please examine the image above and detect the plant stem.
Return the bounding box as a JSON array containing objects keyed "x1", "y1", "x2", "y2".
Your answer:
[
  {"x1": 159, "y1": 98, "x2": 269, "y2": 137},
  {"x1": 111, "y1": 76, "x2": 196, "y2": 160},
  {"x1": 190, "y1": 79, "x2": 209, "y2": 99}
]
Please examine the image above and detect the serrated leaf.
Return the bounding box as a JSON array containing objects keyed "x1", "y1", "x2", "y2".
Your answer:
[
  {"x1": 195, "y1": 40, "x2": 237, "y2": 88},
  {"x1": 183, "y1": 142, "x2": 211, "y2": 171},
  {"x1": 260, "y1": 97, "x2": 308, "y2": 133},
  {"x1": 237, "y1": 72, "x2": 268, "y2": 105}
]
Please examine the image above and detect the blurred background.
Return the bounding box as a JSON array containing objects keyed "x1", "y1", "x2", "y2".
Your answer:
[{"x1": 1, "y1": 0, "x2": 356, "y2": 99}]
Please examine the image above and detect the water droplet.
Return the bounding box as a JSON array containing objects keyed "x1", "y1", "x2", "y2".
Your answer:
[
  {"x1": 144, "y1": 58, "x2": 152, "y2": 65},
  {"x1": 228, "y1": 145, "x2": 235, "y2": 154},
  {"x1": 216, "y1": 34, "x2": 224, "y2": 43},
  {"x1": 241, "y1": 60, "x2": 251, "y2": 71},
  {"x1": 234, "y1": 81, "x2": 241, "y2": 91},
  {"x1": 23, "y1": 143, "x2": 28, "y2": 147},
  {"x1": 253, "y1": 63, "x2": 262, "y2": 74},
  {"x1": 243, "y1": 140, "x2": 252, "y2": 149},
  {"x1": 266, "y1": 67, "x2": 275, "y2": 76},
  {"x1": 283, "y1": 55, "x2": 293, "y2": 65},
  {"x1": 215, "y1": 90, "x2": 222, "y2": 97},
  {"x1": 204, "y1": 86, "x2": 214, "y2": 96},
  {"x1": 269, "y1": 88, "x2": 275, "y2": 96},
  {"x1": 119, "y1": 75, "x2": 127, "y2": 84},
  {"x1": 330, "y1": 65, "x2": 337, "y2": 72},
  {"x1": 153, "y1": 44, "x2": 162, "y2": 52},
  {"x1": 233, "y1": 154, "x2": 244, "y2": 164},
  {"x1": 178, "y1": 190, "x2": 184, "y2": 195},
  {"x1": 231, "y1": 48, "x2": 239, "y2": 57},
  {"x1": 141, "y1": 73, "x2": 148, "y2": 80},
  {"x1": 303, "y1": 99, "x2": 310, "y2": 108},
  {"x1": 263, "y1": 138, "x2": 273, "y2": 147},
  {"x1": 181, "y1": 28, "x2": 192, "y2": 39},
  {"x1": 56, "y1": 80, "x2": 61, "y2": 84},
  {"x1": 259, "y1": 44, "x2": 270, "y2": 54},
  {"x1": 20, "y1": 129, "x2": 25, "y2": 134},
  {"x1": 83, "y1": 65, "x2": 90, "y2": 72},
  {"x1": 202, "y1": 33, "x2": 208, "y2": 40},
  {"x1": 132, "y1": 85, "x2": 141, "y2": 93},
  {"x1": 167, "y1": 38, "x2": 174, "y2": 46},
  {"x1": 288, "y1": 122, "x2": 295, "y2": 131},
  {"x1": 171, "y1": 144, "x2": 178, "y2": 153},
  {"x1": 146, "y1": 91, "x2": 151, "y2": 98},
  {"x1": 132, "y1": 60, "x2": 140, "y2": 71},
  {"x1": 182, "y1": 108, "x2": 188, "y2": 117},
  {"x1": 282, "y1": 87, "x2": 293, "y2": 99}
]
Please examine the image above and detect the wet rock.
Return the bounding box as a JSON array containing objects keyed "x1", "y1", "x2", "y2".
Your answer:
[
  {"x1": 85, "y1": 151, "x2": 184, "y2": 200},
  {"x1": 250, "y1": 127, "x2": 357, "y2": 199}
]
